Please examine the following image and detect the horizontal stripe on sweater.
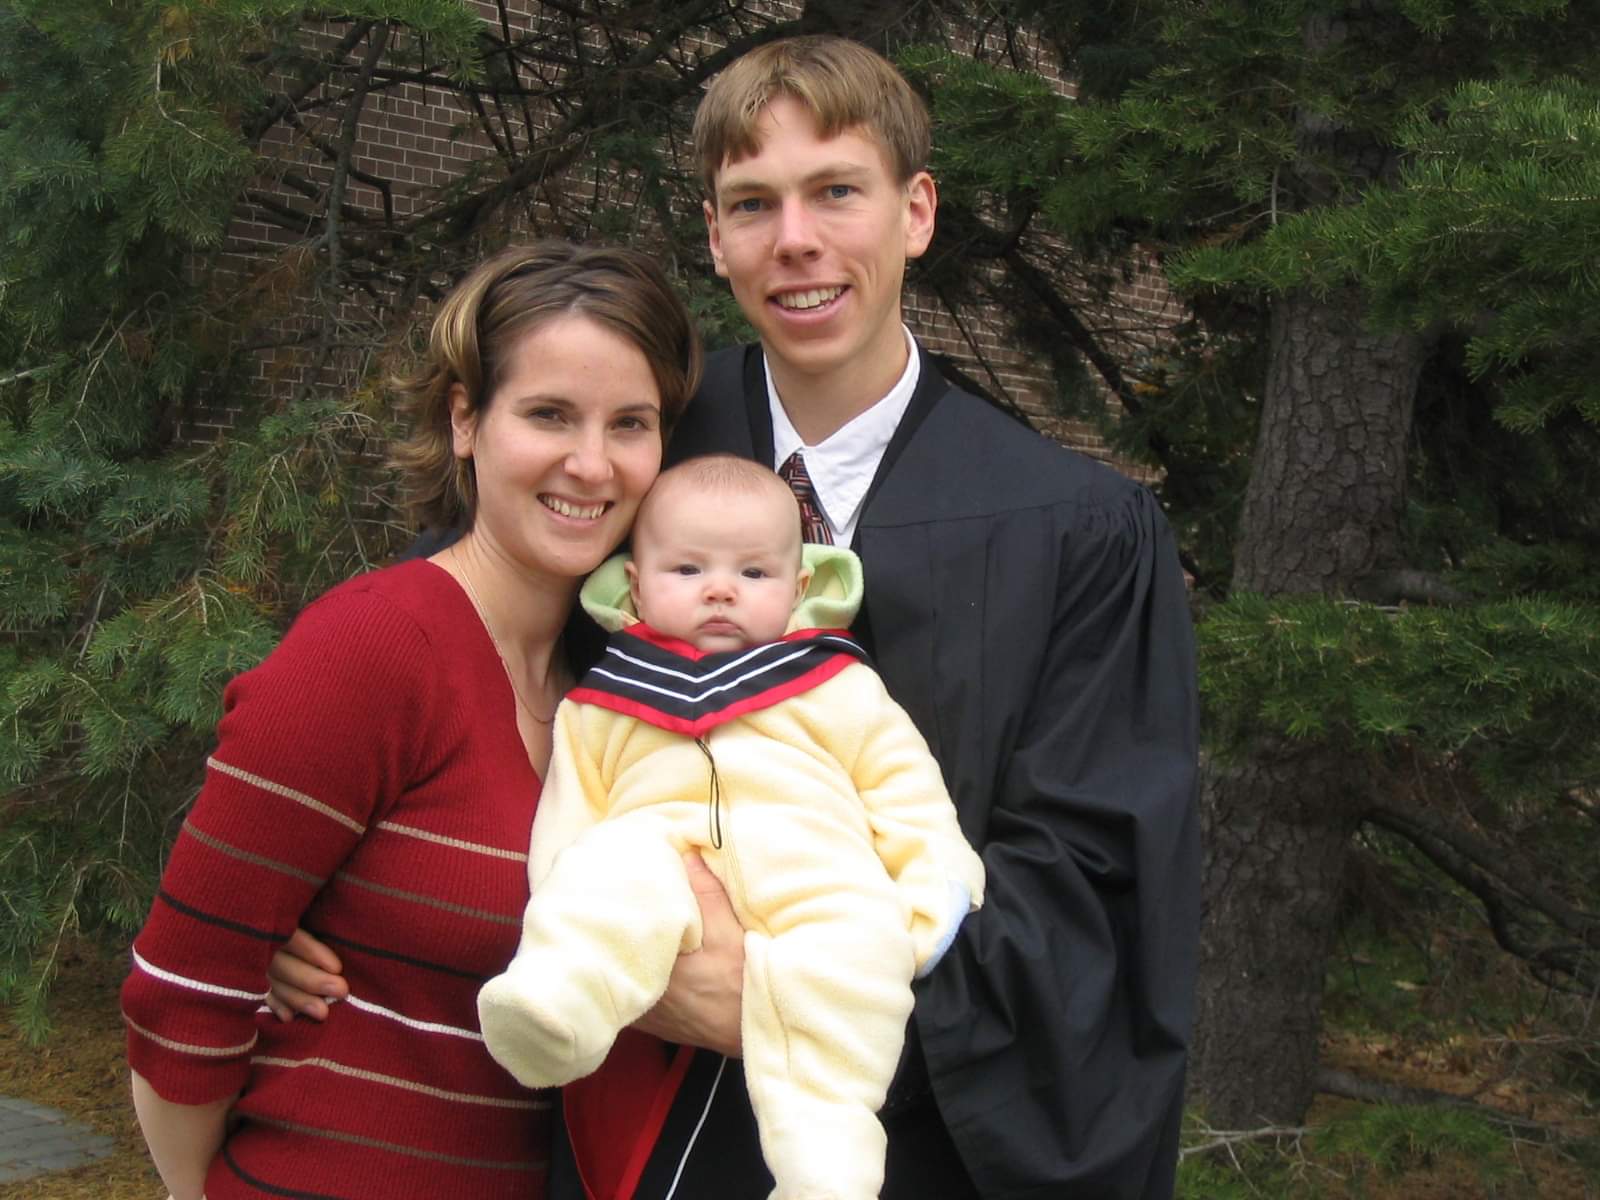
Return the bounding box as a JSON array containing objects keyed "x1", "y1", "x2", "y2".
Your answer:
[
  {"x1": 207, "y1": 756, "x2": 365, "y2": 834},
  {"x1": 252, "y1": 1116, "x2": 543, "y2": 1168},
  {"x1": 374, "y1": 819, "x2": 528, "y2": 861},
  {"x1": 131, "y1": 947, "x2": 270, "y2": 1004},
  {"x1": 306, "y1": 926, "x2": 488, "y2": 981},
  {"x1": 125, "y1": 1015, "x2": 257, "y2": 1058},
  {"x1": 183, "y1": 820, "x2": 325, "y2": 885},
  {"x1": 157, "y1": 889, "x2": 288, "y2": 943},
  {"x1": 223, "y1": 1148, "x2": 348, "y2": 1200},
  {"x1": 251, "y1": 1054, "x2": 552, "y2": 1109},
  {"x1": 332, "y1": 871, "x2": 521, "y2": 926}
]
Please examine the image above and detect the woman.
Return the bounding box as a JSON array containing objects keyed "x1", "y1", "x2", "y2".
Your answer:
[{"x1": 122, "y1": 241, "x2": 702, "y2": 1200}]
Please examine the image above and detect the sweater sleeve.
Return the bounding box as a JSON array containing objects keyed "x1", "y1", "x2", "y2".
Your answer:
[
  {"x1": 121, "y1": 582, "x2": 436, "y2": 1104},
  {"x1": 839, "y1": 666, "x2": 986, "y2": 969}
]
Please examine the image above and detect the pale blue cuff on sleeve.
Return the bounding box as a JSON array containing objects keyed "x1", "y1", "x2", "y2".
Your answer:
[{"x1": 915, "y1": 880, "x2": 972, "y2": 979}]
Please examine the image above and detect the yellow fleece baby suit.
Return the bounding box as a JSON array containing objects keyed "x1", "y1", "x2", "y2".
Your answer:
[{"x1": 478, "y1": 547, "x2": 985, "y2": 1200}]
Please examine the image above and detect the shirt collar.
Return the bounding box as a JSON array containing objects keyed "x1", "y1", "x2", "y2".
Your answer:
[{"x1": 765, "y1": 326, "x2": 921, "y2": 541}]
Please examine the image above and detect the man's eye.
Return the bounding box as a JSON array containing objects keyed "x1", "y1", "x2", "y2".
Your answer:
[
  {"x1": 732, "y1": 197, "x2": 764, "y2": 214},
  {"x1": 825, "y1": 184, "x2": 853, "y2": 200}
]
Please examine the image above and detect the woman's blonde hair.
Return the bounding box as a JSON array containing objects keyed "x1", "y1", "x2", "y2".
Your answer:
[
  {"x1": 391, "y1": 242, "x2": 703, "y2": 530},
  {"x1": 692, "y1": 35, "x2": 931, "y2": 199}
]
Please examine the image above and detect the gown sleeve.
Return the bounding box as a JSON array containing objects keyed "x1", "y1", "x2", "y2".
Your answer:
[{"x1": 918, "y1": 483, "x2": 1200, "y2": 1199}]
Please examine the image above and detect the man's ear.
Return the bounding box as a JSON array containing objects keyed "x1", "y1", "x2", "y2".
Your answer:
[
  {"x1": 624, "y1": 559, "x2": 644, "y2": 616},
  {"x1": 794, "y1": 565, "x2": 814, "y2": 607},
  {"x1": 448, "y1": 383, "x2": 477, "y2": 459},
  {"x1": 903, "y1": 171, "x2": 938, "y2": 261},
  {"x1": 704, "y1": 198, "x2": 730, "y2": 279}
]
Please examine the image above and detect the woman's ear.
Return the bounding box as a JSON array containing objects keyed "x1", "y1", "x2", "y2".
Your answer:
[{"x1": 448, "y1": 383, "x2": 477, "y2": 460}]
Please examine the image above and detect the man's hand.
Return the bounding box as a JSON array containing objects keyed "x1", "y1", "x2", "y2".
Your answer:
[
  {"x1": 265, "y1": 928, "x2": 348, "y2": 1022},
  {"x1": 631, "y1": 852, "x2": 745, "y2": 1057}
]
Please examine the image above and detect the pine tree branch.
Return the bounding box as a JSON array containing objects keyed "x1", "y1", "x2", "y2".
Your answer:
[
  {"x1": 322, "y1": 21, "x2": 391, "y2": 269},
  {"x1": 0, "y1": 366, "x2": 52, "y2": 387},
  {"x1": 279, "y1": 112, "x2": 397, "y2": 229},
  {"x1": 1179, "y1": 1120, "x2": 1310, "y2": 1162},
  {"x1": 1365, "y1": 805, "x2": 1597, "y2": 988},
  {"x1": 1315, "y1": 1067, "x2": 1577, "y2": 1144},
  {"x1": 491, "y1": 0, "x2": 541, "y2": 157},
  {"x1": 245, "y1": 22, "x2": 374, "y2": 142},
  {"x1": 1350, "y1": 568, "x2": 1471, "y2": 607}
]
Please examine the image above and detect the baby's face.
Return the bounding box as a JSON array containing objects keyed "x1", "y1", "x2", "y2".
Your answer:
[{"x1": 627, "y1": 487, "x2": 808, "y2": 653}]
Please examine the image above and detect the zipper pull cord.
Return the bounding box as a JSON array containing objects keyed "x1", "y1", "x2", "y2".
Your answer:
[{"x1": 694, "y1": 735, "x2": 722, "y2": 849}]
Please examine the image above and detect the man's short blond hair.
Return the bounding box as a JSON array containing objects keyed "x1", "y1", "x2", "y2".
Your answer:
[{"x1": 693, "y1": 35, "x2": 931, "y2": 198}]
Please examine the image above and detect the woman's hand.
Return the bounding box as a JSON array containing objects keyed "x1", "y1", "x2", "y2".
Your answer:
[
  {"x1": 265, "y1": 928, "x2": 348, "y2": 1022},
  {"x1": 631, "y1": 852, "x2": 745, "y2": 1057}
]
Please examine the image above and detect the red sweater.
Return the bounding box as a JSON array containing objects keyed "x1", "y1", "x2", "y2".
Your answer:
[{"x1": 123, "y1": 559, "x2": 552, "y2": 1199}]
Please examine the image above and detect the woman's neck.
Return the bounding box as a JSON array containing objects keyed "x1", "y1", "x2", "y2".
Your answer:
[{"x1": 433, "y1": 532, "x2": 577, "y2": 685}]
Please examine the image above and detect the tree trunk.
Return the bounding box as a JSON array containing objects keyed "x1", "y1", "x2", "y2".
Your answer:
[
  {"x1": 1232, "y1": 286, "x2": 1424, "y2": 595},
  {"x1": 1191, "y1": 746, "x2": 1364, "y2": 1124},
  {"x1": 1190, "y1": 286, "x2": 1427, "y2": 1125}
]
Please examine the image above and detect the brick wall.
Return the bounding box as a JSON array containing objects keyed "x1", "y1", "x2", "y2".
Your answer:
[{"x1": 205, "y1": 3, "x2": 1185, "y2": 487}]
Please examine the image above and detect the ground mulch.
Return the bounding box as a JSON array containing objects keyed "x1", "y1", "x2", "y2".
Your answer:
[
  {"x1": 4, "y1": 940, "x2": 1597, "y2": 1199},
  {"x1": 0, "y1": 941, "x2": 161, "y2": 1200}
]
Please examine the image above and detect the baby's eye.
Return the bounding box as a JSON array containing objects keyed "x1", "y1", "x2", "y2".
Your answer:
[
  {"x1": 672, "y1": 564, "x2": 700, "y2": 576},
  {"x1": 742, "y1": 568, "x2": 768, "y2": 579}
]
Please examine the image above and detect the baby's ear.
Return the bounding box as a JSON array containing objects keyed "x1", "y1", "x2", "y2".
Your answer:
[
  {"x1": 794, "y1": 565, "x2": 813, "y2": 607},
  {"x1": 624, "y1": 560, "x2": 642, "y2": 614}
]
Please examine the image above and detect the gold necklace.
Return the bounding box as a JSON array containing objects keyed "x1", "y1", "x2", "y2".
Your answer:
[{"x1": 452, "y1": 552, "x2": 560, "y2": 725}]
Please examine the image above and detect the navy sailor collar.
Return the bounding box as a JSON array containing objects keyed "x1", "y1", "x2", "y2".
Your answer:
[{"x1": 566, "y1": 624, "x2": 871, "y2": 738}]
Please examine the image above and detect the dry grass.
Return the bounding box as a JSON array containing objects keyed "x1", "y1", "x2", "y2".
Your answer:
[
  {"x1": 5, "y1": 938, "x2": 1597, "y2": 1199},
  {"x1": 0, "y1": 941, "x2": 162, "y2": 1200}
]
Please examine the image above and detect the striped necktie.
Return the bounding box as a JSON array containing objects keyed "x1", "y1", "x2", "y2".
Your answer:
[{"x1": 778, "y1": 451, "x2": 833, "y2": 545}]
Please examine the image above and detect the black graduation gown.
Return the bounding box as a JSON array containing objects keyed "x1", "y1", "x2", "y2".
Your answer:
[{"x1": 556, "y1": 344, "x2": 1201, "y2": 1200}]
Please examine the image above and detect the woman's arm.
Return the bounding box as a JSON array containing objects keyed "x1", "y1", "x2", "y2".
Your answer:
[
  {"x1": 130, "y1": 1070, "x2": 234, "y2": 1200},
  {"x1": 268, "y1": 855, "x2": 746, "y2": 1053}
]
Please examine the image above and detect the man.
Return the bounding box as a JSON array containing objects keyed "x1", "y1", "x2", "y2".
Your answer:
[{"x1": 558, "y1": 35, "x2": 1200, "y2": 1200}]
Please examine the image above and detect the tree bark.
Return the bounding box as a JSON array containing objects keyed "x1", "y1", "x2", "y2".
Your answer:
[
  {"x1": 1186, "y1": 0, "x2": 1435, "y2": 1122},
  {"x1": 1191, "y1": 283, "x2": 1427, "y2": 1124},
  {"x1": 1232, "y1": 286, "x2": 1424, "y2": 596},
  {"x1": 1192, "y1": 746, "x2": 1364, "y2": 1124}
]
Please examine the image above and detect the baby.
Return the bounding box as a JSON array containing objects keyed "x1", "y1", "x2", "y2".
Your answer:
[{"x1": 478, "y1": 454, "x2": 985, "y2": 1200}]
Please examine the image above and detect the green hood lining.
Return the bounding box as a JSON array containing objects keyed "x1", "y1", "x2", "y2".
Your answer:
[{"x1": 579, "y1": 544, "x2": 864, "y2": 636}]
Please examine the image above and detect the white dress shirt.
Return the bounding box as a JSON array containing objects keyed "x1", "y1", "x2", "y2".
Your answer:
[{"x1": 766, "y1": 326, "x2": 921, "y2": 547}]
